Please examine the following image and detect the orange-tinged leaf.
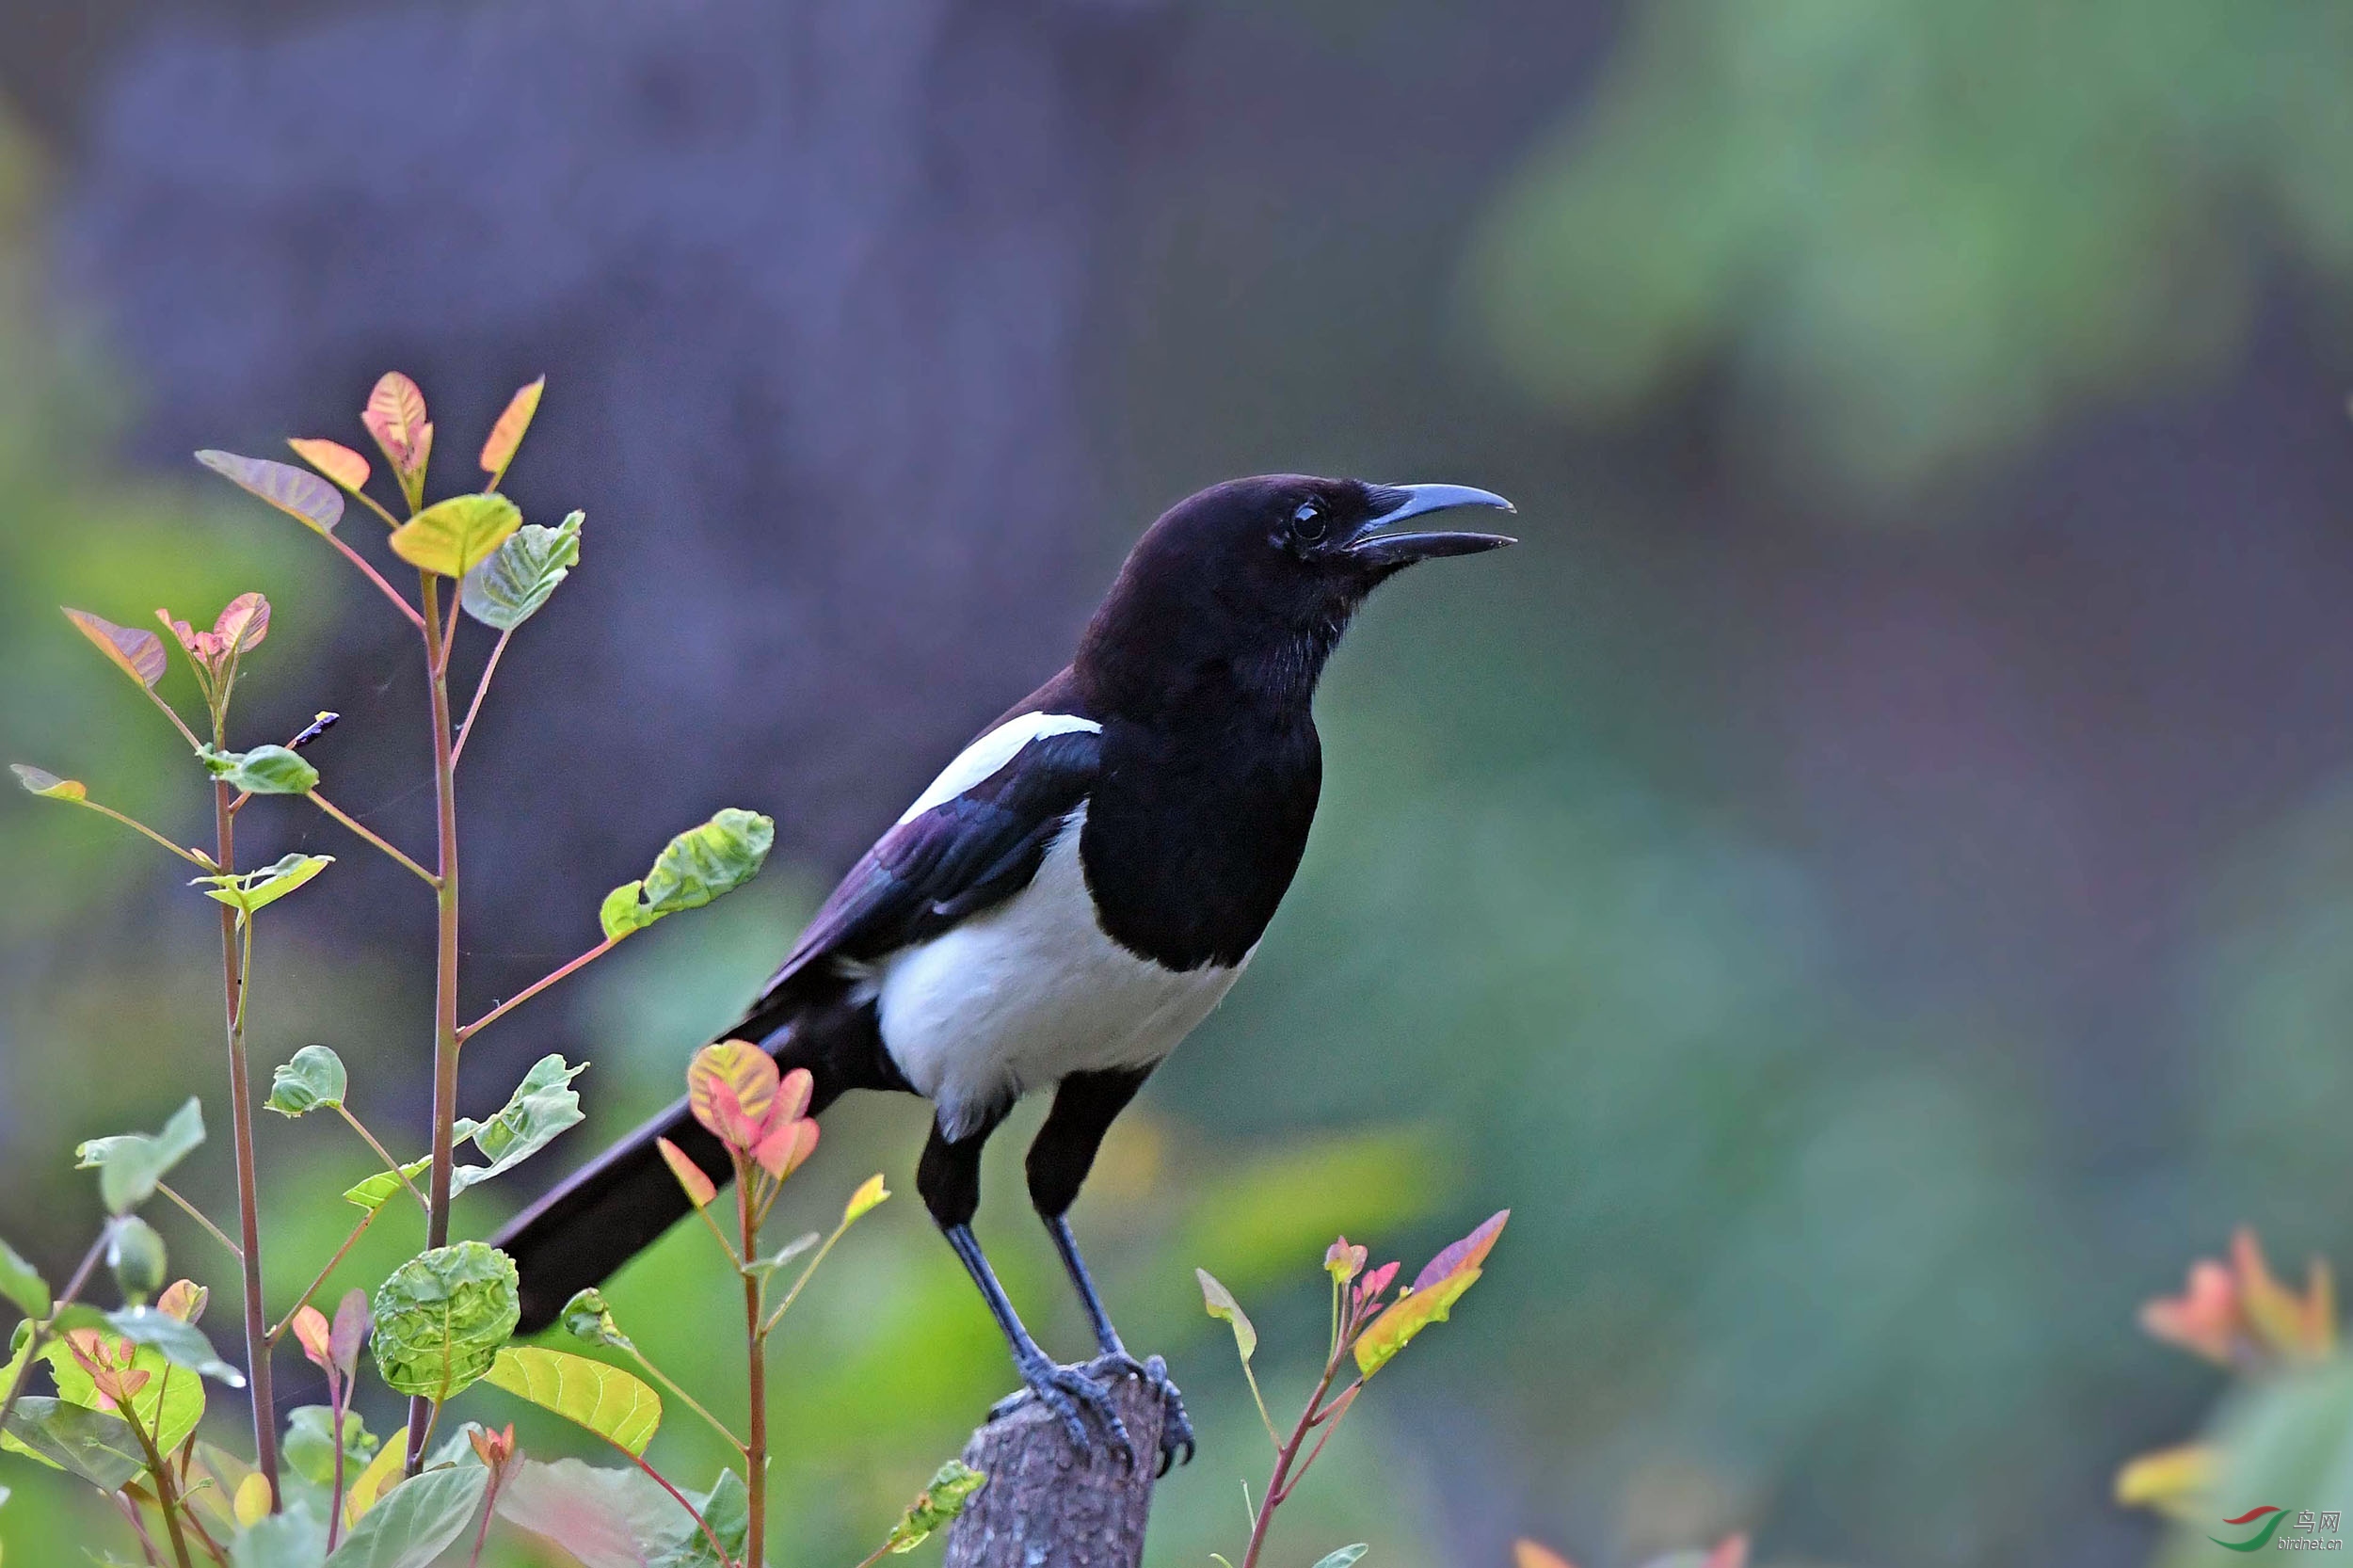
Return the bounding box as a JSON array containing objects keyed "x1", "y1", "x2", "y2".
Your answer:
[
  {"x1": 1412, "y1": 1209, "x2": 1509, "y2": 1293},
  {"x1": 387, "y1": 492, "x2": 521, "y2": 578},
  {"x1": 211, "y1": 592, "x2": 270, "y2": 655},
  {"x1": 751, "y1": 1116, "x2": 819, "y2": 1181},
  {"x1": 62, "y1": 608, "x2": 167, "y2": 689},
  {"x1": 776, "y1": 1065, "x2": 814, "y2": 1123},
  {"x1": 1701, "y1": 1536, "x2": 1748, "y2": 1568},
  {"x1": 2140, "y1": 1258, "x2": 2241, "y2": 1366},
  {"x1": 11, "y1": 765, "x2": 87, "y2": 801},
  {"x1": 688, "y1": 1040, "x2": 779, "y2": 1149},
  {"x1": 156, "y1": 1280, "x2": 207, "y2": 1323},
  {"x1": 1514, "y1": 1541, "x2": 1578, "y2": 1568},
  {"x1": 1353, "y1": 1266, "x2": 1481, "y2": 1377},
  {"x1": 288, "y1": 437, "x2": 372, "y2": 495},
  {"x1": 1324, "y1": 1237, "x2": 1368, "y2": 1285},
  {"x1": 2232, "y1": 1227, "x2": 2332, "y2": 1360},
  {"x1": 343, "y1": 1432, "x2": 404, "y2": 1526},
  {"x1": 291, "y1": 1305, "x2": 332, "y2": 1369},
  {"x1": 843, "y1": 1173, "x2": 890, "y2": 1224},
  {"x1": 657, "y1": 1137, "x2": 716, "y2": 1209},
  {"x1": 195, "y1": 450, "x2": 344, "y2": 536},
  {"x1": 363, "y1": 372, "x2": 431, "y2": 477},
  {"x1": 2115, "y1": 1443, "x2": 2217, "y2": 1519},
  {"x1": 478, "y1": 376, "x2": 545, "y2": 486}
]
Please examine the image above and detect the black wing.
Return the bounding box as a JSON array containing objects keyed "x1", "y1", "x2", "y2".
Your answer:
[{"x1": 756, "y1": 723, "x2": 1101, "y2": 1009}]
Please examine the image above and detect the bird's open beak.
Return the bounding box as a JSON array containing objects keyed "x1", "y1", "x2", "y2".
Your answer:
[{"x1": 1345, "y1": 483, "x2": 1518, "y2": 567}]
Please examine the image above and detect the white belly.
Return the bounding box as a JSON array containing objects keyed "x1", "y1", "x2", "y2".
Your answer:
[{"x1": 872, "y1": 803, "x2": 1247, "y2": 1139}]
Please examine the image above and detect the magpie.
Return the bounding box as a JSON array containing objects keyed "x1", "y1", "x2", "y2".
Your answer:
[{"x1": 493, "y1": 474, "x2": 1514, "y2": 1472}]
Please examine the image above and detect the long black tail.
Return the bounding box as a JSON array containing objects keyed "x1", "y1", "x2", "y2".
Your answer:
[{"x1": 496, "y1": 997, "x2": 897, "y2": 1332}]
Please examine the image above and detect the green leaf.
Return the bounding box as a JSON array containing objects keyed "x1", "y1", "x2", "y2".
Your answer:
[
  {"x1": 42, "y1": 1328, "x2": 206, "y2": 1455},
  {"x1": 324, "y1": 1462, "x2": 489, "y2": 1568},
  {"x1": 0, "y1": 1238, "x2": 48, "y2": 1320},
  {"x1": 266, "y1": 1045, "x2": 348, "y2": 1117},
  {"x1": 195, "y1": 744, "x2": 319, "y2": 795},
  {"x1": 1196, "y1": 1269, "x2": 1257, "y2": 1365},
  {"x1": 881, "y1": 1460, "x2": 987, "y2": 1554},
  {"x1": 195, "y1": 450, "x2": 344, "y2": 536},
  {"x1": 744, "y1": 1233, "x2": 822, "y2": 1281},
  {"x1": 495, "y1": 1457, "x2": 684, "y2": 1567},
  {"x1": 281, "y1": 1405, "x2": 376, "y2": 1488},
  {"x1": 76, "y1": 1098, "x2": 205, "y2": 1214},
  {"x1": 369, "y1": 1242, "x2": 520, "y2": 1400},
  {"x1": 602, "y1": 809, "x2": 776, "y2": 938},
  {"x1": 0, "y1": 1398, "x2": 145, "y2": 1489},
  {"x1": 190, "y1": 853, "x2": 334, "y2": 924},
  {"x1": 1309, "y1": 1548, "x2": 1369, "y2": 1568},
  {"x1": 9, "y1": 765, "x2": 87, "y2": 802},
  {"x1": 482, "y1": 1346, "x2": 662, "y2": 1456},
  {"x1": 105, "y1": 1307, "x2": 245, "y2": 1386},
  {"x1": 230, "y1": 1512, "x2": 329, "y2": 1568},
  {"x1": 449, "y1": 1054, "x2": 586, "y2": 1195},
  {"x1": 461, "y1": 510, "x2": 581, "y2": 631},
  {"x1": 62, "y1": 609, "x2": 167, "y2": 691},
  {"x1": 105, "y1": 1219, "x2": 167, "y2": 1304},
  {"x1": 648, "y1": 1469, "x2": 750, "y2": 1568},
  {"x1": 558, "y1": 1288, "x2": 633, "y2": 1353},
  {"x1": 342, "y1": 1159, "x2": 429, "y2": 1213},
  {"x1": 843, "y1": 1173, "x2": 891, "y2": 1225},
  {"x1": 387, "y1": 493, "x2": 521, "y2": 579}
]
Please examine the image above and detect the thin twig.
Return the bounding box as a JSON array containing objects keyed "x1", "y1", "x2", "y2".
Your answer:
[
  {"x1": 265, "y1": 1208, "x2": 379, "y2": 1347},
  {"x1": 456, "y1": 935, "x2": 617, "y2": 1042},
  {"x1": 629, "y1": 1449, "x2": 739, "y2": 1568},
  {"x1": 71, "y1": 798, "x2": 216, "y2": 870},
  {"x1": 325, "y1": 533, "x2": 426, "y2": 631},
  {"x1": 333, "y1": 1106, "x2": 430, "y2": 1216},
  {"x1": 305, "y1": 792, "x2": 439, "y2": 888},
  {"x1": 449, "y1": 627, "x2": 512, "y2": 769},
  {"x1": 155, "y1": 1183, "x2": 244, "y2": 1263},
  {"x1": 628, "y1": 1348, "x2": 745, "y2": 1453}
]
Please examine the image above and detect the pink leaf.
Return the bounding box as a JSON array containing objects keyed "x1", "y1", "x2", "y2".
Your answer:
[
  {"x1": 62, "y1": 608, "x2": 167, "y2": 690},
  {"x1": 194, "y1": 450, "x2": 344, "y2": 536},
  {"x1": 657, "y1": 1137, "x2": 717, "y2": 1208},
  {"x1": 362, "y1": 372, "x2": 431, "y2": 478},
  {"x1": 751, "y1": 1116, "x2": 819, "y2": 1182},
  {"x1": 1413, "y1": 1209, "x2": 1510, "y2": 1293},
  {"x1": 290, "y1": 1305, "x2": 332, "y2": 1371},
  {"x1": 211, "y1": 592, "x2": 271, "y2": 655}
]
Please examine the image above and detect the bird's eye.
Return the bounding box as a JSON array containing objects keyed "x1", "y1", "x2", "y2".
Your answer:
[{"x1": 1290, "y1": 501, "x2": 1328, "y2": 543}]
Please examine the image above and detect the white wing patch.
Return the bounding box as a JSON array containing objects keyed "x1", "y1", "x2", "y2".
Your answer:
[{"x1": 895, "y1": 711, "x2": 1101, "y2": 825}]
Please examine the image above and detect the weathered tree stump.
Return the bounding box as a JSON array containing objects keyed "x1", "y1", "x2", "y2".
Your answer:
[{"x1": 944, "y1": 1356, "x2": 1168, "y2": 1568}]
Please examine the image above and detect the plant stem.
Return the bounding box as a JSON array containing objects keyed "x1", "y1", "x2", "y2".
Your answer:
[
  {"x1": 154, "y1": 1184, "x2": 243, "y2": 1262},
  {"x1": 325, "y1": 532, "x2": 427, "y2": 631},
  {"x1": 305, "y1": 792, "x2": 439, "y2": 888},
  {"x1": 0, "y1": 1226, "x2": 108, "y2": 1435},
  {"x1": 628, "y1": 1348, "x2": 746, "y2": 1453},
  {"x1": 328, "y1": 1377, "x2": 350, "y2": 1554},
  {"x1": 738, "y1": 1159, "x2": 767, "y2": 1568},
  {"x1": 332, "y1": 1106, "x2": 429, "y2": 1216},
  {"x1": 214, "y1": 776, "x2": 279, "y2": 1508},
  {"x1": 113, "y1": 1493, "x2": 166, "y2": 1567},
  {"x1": 71, "y1": 798, "x2": 216, "y2": 869},
  {"x1": 265, "y1": 1208, "x2": 378, "y2": 1347},
  {"x1": 462, "y1": 1463, "x2": 500, "y2": 1568},
  {"x1": 407, "y1": 570, "x2": 465, "y2": 1476},
  {"x1": 120, "y1": 1392, "x2": 197, "y2": 1568},
  {"x1": 449, "y1": 627, "x2": 513, "y2": 768},
  {"x1": 456, "y1": 935, "x2": 618, "y2": 1043},
  {"x1": 1239, "y1": 1354, "x2": 1346, "y2": 1568},
  {"x1": 630, "y1": 1449, "x2": 740, "y2": 1568}
]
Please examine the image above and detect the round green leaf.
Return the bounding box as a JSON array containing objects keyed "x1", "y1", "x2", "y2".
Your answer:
[
  {"x1": 267, "y1": 1045, "x2": 349, "y2": 1117},
  {"x1": 460, "y1": 512, "x2": 582, "y2": 631},
  {"x1": 75, "y1": 1098, "x2": 206, "y2": 1215},
  {"x1": 387, "y1": 493, "x2": 522, "y2": 579},
  {"x1": 369, "y1": 1242, "x2": 520, "y2": 1400},
  {"x1": 197, "y1": 744, "x2": 319, "y2": 795}
]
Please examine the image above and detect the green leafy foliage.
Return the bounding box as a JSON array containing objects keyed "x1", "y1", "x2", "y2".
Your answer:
[
  {"x1": 323, "y1": 1462, "x2": 488, "y2": 1568},
  {"x1": 482, "y1": 1345, "x2": 662, "y2": 1456},
  {"x1": 558, "y1": 1288, "x2": 633, "y2": 1353},
  {"x1": 600, "y1": 808, "x2": 776, "y2": 938},
  {"x1": 0, "y1": 1398, "x2": 144, "y2": 1489},
  {"x1": 265, "y1": 1045, "x2": 348, "y2": 1116},
  {"x1": 105, "y1": 1305, "x2": 245, "y2": 1385},
  {"x1": 281, "y1": 1405, "x2": 376, "y2": 1488},
  {"x1": 61, "y1": 608, "x2": 167, "y2": 690},
  {"x1": 879, "y1": 1460, "x2": 987, "y2": 1554},
  {"x1": 387, "y1": 493, "x2": 521, "y2": 579},
  {"x1": 194, "y1": 450, "x2": 344, "y2": 536},
  {"x1": 231, "y1": 1511, "x2": 330, "y2": 1568},
  {"x1": 196, "y1": 744, "x2": 320, "y2": 795},
  {"x1": 43, "y1": 1330, "x2": 206, "y2": 1454},
  {"x1": 1309, "y1": 1548, "x2": 1369, "y2": 1568},
  {"x1": 75, "y1": 1098, "x2": 204, "y2": 1214},
  {"x1": 448, "y1": 1053, "x2": 586, "y2": 1194},
  {"x1": 649, "y1": 1469, "x2": 750, "y2": 1568},
  {"x1": 9, "y1": 764, "x2": 86, "y2": 802},
  {"x1": 342, "y1": 1158, "x2": 429, "y2": 1214},
  {"x1": 190, "y1": 853, "x2": 334, "y2": 923},
  {"x1": 0, "y1": 1238, "x2": 48, "y2": 1320},
  {"x1": 105, "y1": 1218, "x2": 167, "y2": 1303},
  {"x1": 1196, "y1": 1268, "x2": 1257, "y2": 1364},
  {"x1": 369, "y1": 1241, "x2": 520, "y2": 1400},
  {"x1": 461, "y1": 510, "x2": 581, "y2": 631}
]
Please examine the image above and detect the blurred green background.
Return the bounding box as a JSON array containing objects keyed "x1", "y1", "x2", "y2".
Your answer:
[{"x1": 8, "y1": 1, "x2": 2353, "y2": 1564}]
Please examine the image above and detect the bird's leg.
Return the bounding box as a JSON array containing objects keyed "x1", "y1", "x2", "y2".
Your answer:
[
  {"x1": 920, "y1": 1118, "x2": 1134, "y2": 1467},
  {"x1": 1019, "y1": 1067, "x2": 1195, "y2": 1473}
]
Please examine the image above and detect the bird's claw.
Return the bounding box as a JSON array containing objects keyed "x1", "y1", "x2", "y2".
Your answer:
[
  {"x1": 991, "y1": 1353, "x2": 1136, "y2": 1469},
  {"x1": 1129, "y1": 1352, "x2": 1194, "y2": 1476}
]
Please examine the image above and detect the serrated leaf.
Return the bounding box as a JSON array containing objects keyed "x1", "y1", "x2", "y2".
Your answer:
[
  {"x1": 10, "y1": 765, "x2": 87, "y2": 802},
  {"x1": 844, "y1": 1173, "x2": 891, "y2": 1225},
  {"x1": 478, "y1": 376, "x2": 545, "y2": 486},
  {"x1": 369, "y1": 1242, "x2": 519, "y2": 1400},
  {"x1": 387, "y1": 493, "x2": 520, "y2": 579},
  {"x1": 75, "y1": 1098, "x2": 205, "y2": 1214},
  {"x1": 0, "y1": 1398, "x2": 144, "y2": 1489},
  {"x1": 496, "y1": 1457, "x2": 682, "y2": 1568},
  {"x1": 196, "y1": 744, "x2": 318, "y2": 796},
  {"x1": 482, "y1": 1346, "x2": 661, "y2": 1456},
  {"x1": 448, "y1": 1054, "x2": 586, "y2": 1194},
  {"x1": 289, "y1": 438, "x2": 372, "y2": 495},
  {"x1": 361, "y1": 373, "x2": 432, "y2": 484},
  {"x1": 62, "y1": 609, "x2": 167, "y2": 690},
  {"x1": 0, "y1": 1239, "x2": 48, "y2": 1320},
  {"x1": 195, "y1": 451, "x2": 344, "y2": 536},
  {"x1": 1196, "y1": 1269, "x2": 1257, "y2": 1365},
  {"x1": 655, "y1": 1138, "x2": 716, "y2": 1209},
  {"x1": 342, "y1": 1158, "x2": 429, "y2": 1213},
  {"x1": 282, "y1": 1405, "x2": 376, "y2": 1488},
  {"x1": 460, "y1": 511, "x2": 581, "y2": 631},
  {"x1": 105, "y1": 1307, "x2": 245, "y2": 1385},
  {"x1": 191, "y1": 853, "x2": 333, "y2": 923},
  {"x1": 266, "y1": 1045, "x2": 348, "y2": 1116},
  {"x1": 881, "y1": 1459, "x2": 986, "y2": 1553},
  {"x1": 325, "y1": 1462, "x2": 488, "y2": 1568}
]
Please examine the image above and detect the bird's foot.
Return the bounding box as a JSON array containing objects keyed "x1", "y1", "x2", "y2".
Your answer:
[
  {"x1": 1107, "y1": 1351, "x2": 1193, "y2": 1476},
  {"x1": 988, "y1": 1352, "x2": 1136, "y2": 1469}
]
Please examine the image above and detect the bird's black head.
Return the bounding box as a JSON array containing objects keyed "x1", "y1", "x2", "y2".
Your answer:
[{"x1": 1078, "y1": 474, "x2": 1514, "y2": 721}]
